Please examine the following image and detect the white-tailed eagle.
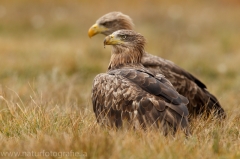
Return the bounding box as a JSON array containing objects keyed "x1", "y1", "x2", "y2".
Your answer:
[{"x1": 92, "y1": 30, "x2": 189, "y2": 135}]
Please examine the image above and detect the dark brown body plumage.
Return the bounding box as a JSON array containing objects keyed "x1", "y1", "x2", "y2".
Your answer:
[
  {"x1": 92, "y1": 66, "x2": 189, "y2": 135},
  {"x1": 141, "y1": 53, "x2": 224, "y2": 118},
  {"x1": 88, "y1": 12, "x2": 225, "y2": 119},
  {"x1": 91, "y1": 30, "x2": 189, "y2": 135}
]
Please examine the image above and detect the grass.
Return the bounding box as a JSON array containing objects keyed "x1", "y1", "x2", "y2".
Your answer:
[{"x1": 0, "y1": 0, "x2": 240, "y2": 158}]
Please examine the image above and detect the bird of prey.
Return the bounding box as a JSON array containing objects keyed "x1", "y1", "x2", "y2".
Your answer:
[
  {"x1": 92, "y1": 30, "x2": 189, "y2": 135},
  {"x1": 88, "y1": 12, "x2": 225, "y2": 119}
]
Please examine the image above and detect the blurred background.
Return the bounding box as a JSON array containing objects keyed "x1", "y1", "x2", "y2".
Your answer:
[{"x1": 0, "y1": 0, "x2": 240, "y2": 111}]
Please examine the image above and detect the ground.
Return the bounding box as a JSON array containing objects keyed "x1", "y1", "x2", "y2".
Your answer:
[{"x1": 0, "y1": 0, "x2": 240, "y2": 158}]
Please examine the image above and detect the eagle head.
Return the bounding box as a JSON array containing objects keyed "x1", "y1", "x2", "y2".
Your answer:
[{"x1": 88, "y1": 12, "x2": 134, "y2": 37}]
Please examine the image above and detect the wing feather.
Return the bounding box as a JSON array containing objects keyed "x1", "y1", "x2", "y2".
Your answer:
[
  {"x1": 108, "y1": 69, "x2": 188, "y2": 106},
  {"x1": 92, "y1": 70, "x2": 189, "y2": 135},
  {"x1": 142, "y1": 52, "x2": 225, "y2": 118}
]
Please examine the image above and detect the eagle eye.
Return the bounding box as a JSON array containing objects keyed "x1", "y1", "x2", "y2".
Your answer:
[
  {"x1": 119, "y1": 35, "x2": 127, "y2": 40},
  {"x1": 100, "y1": 21, "x2": 110, "y2": 27}
]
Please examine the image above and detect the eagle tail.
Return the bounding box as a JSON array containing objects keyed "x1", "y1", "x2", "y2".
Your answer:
[{"x1": 204, "y1": 90, "x2": 226, "y2": 119}]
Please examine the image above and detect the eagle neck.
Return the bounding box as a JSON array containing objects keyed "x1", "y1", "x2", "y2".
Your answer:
[{"x1": 108, "y1": 45, "x2": 144, "y2": 70}]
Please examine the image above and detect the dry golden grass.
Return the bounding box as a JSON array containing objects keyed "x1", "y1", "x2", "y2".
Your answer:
[{"x1": 0, "y1": 0, "x2": 240, "y2": 158}]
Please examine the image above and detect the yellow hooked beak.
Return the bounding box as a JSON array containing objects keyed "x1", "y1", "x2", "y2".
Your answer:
[
  {"x1": 103, "y1": 34, "x2": 123, "y2": 47},
  {"x1": 88, "y1": 23, "x2": 108, "y2": 38}
]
